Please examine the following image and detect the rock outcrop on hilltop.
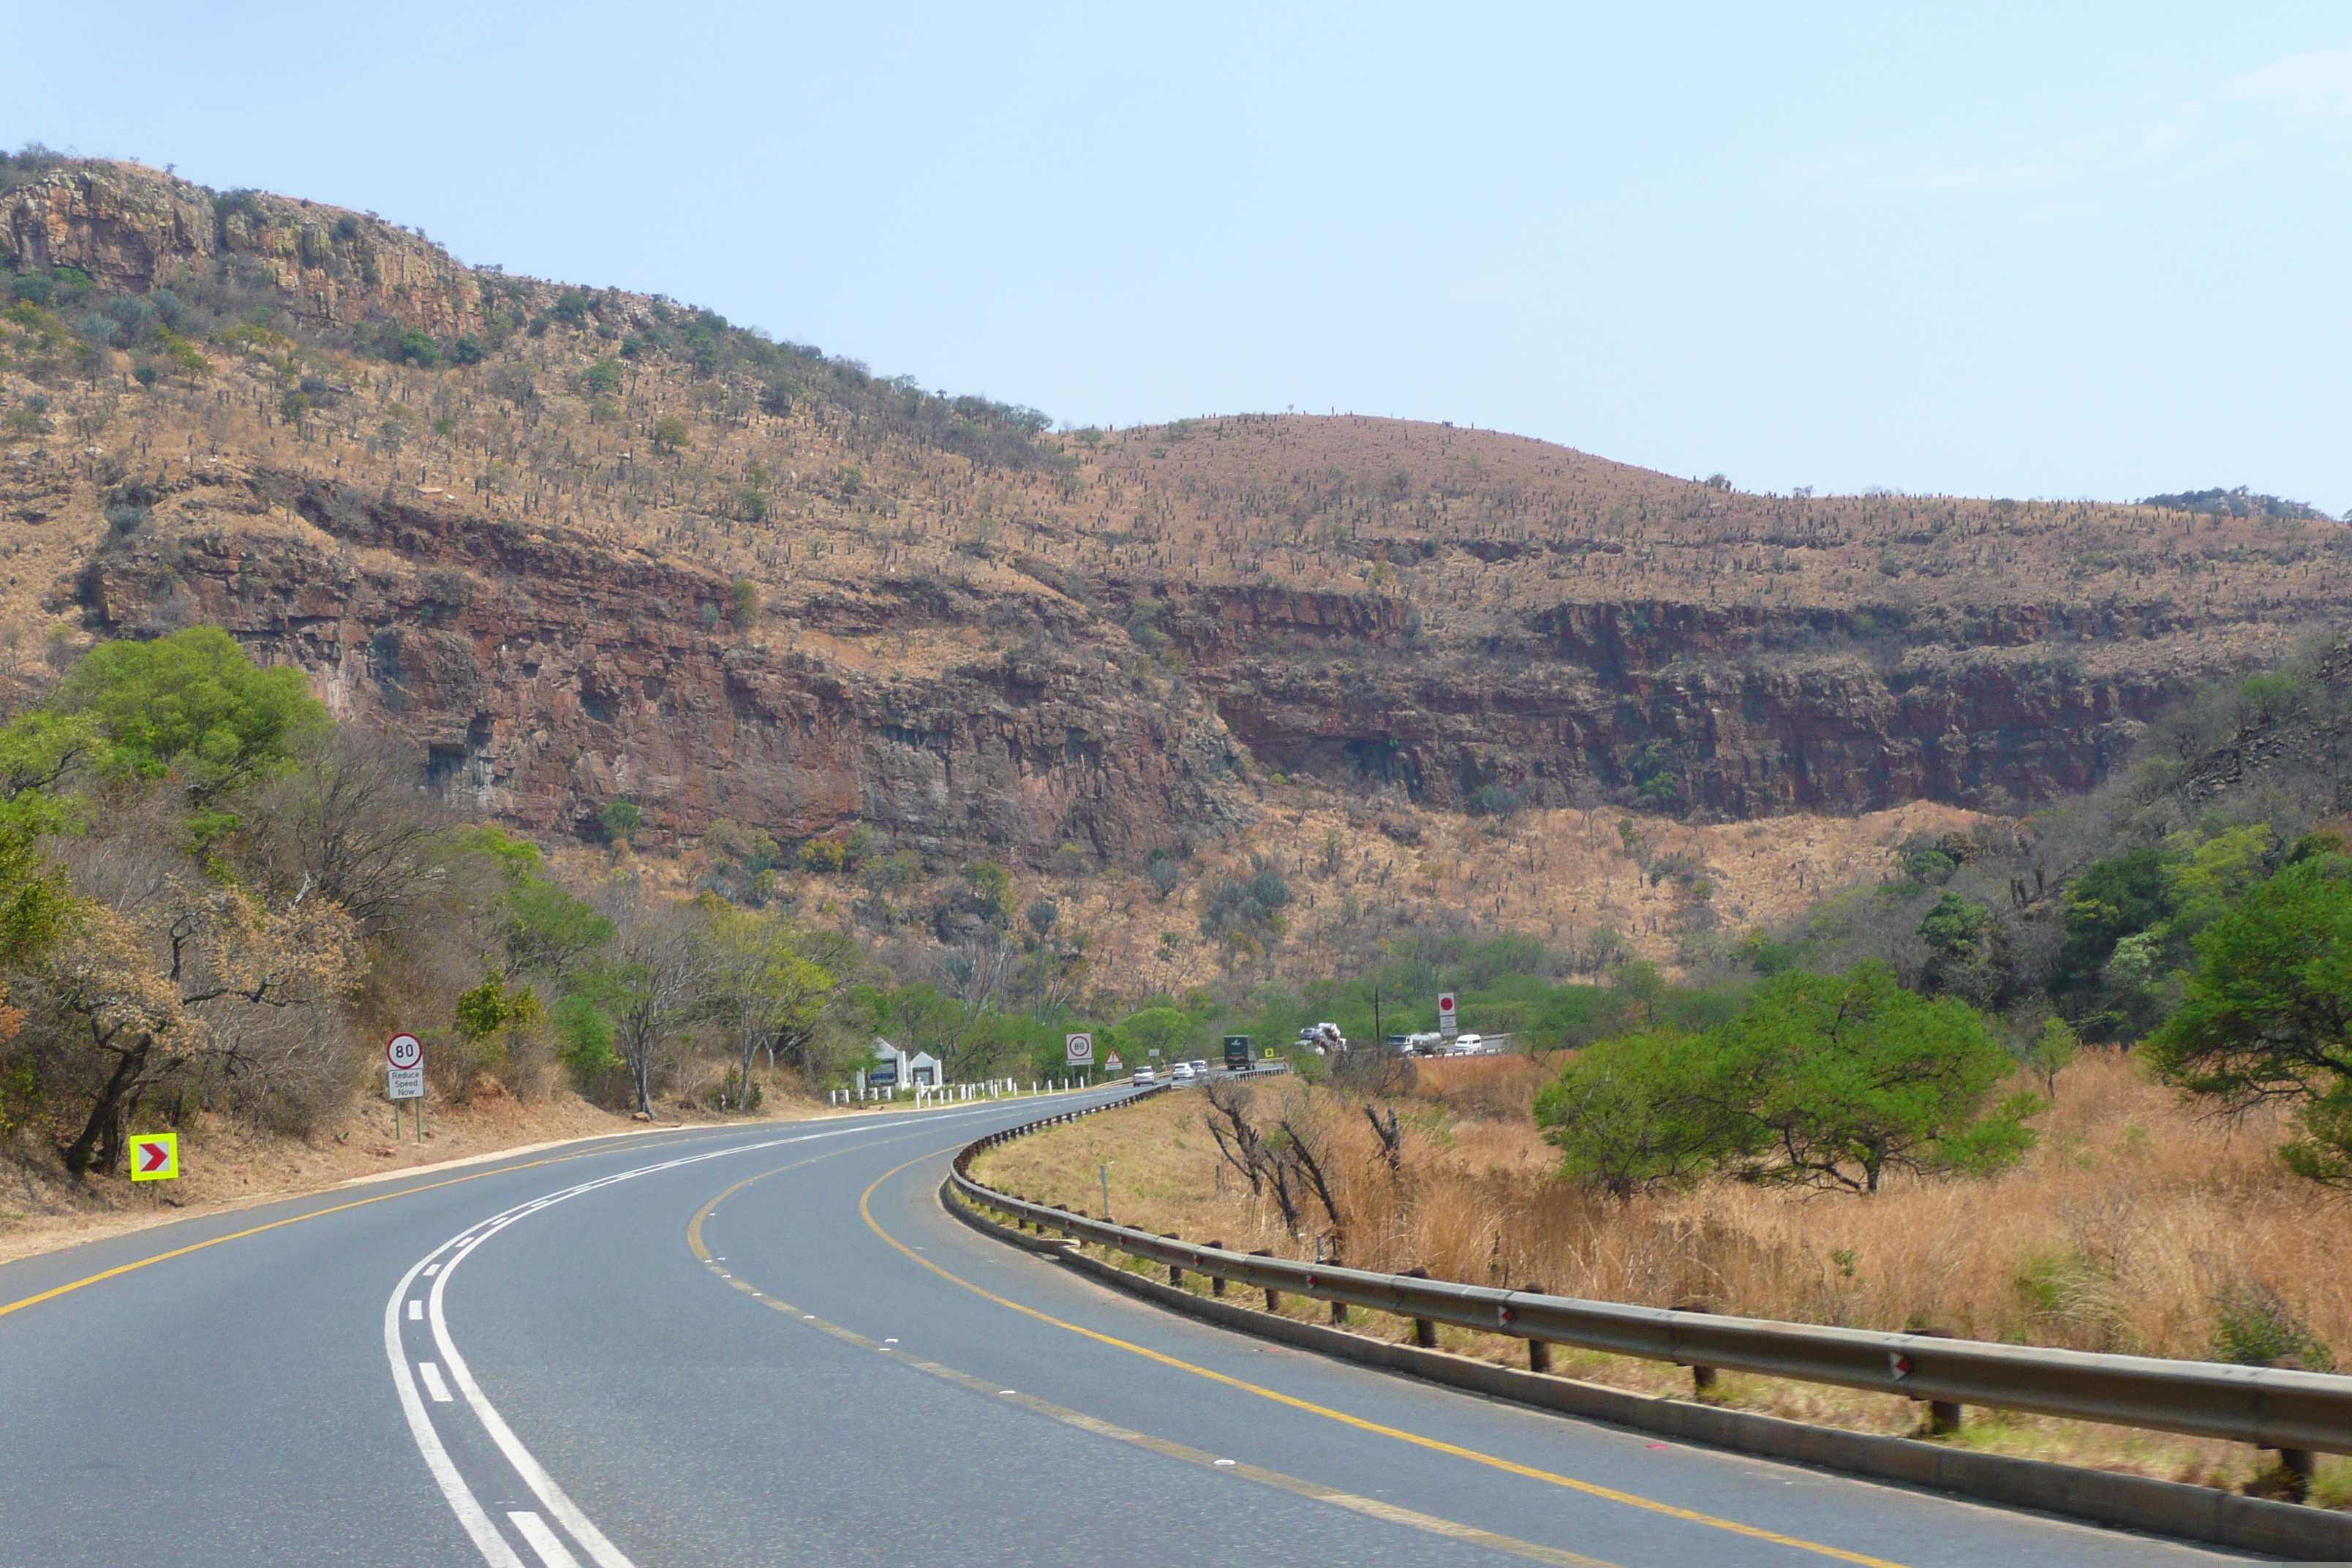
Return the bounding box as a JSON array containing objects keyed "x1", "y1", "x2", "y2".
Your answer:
[
  {"x1": 4, "y1": 162, "x2": 483, "y2": 336},
  {"x1": 6, "y1": 157, "x2": 2344, "y2": 862}
]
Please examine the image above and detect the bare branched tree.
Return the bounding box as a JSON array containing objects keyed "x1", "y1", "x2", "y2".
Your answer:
[
  {"x1": 597, "y1": 885, "x2": 710, "y2": 1118},
  {"x1": 236, "y1": 732, "x2": 453, "y2": 935}
]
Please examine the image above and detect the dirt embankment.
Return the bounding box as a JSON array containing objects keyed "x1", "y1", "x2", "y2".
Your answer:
[{"x1": 0, "y1": 1086, "x2": 846, "y2": 1271}]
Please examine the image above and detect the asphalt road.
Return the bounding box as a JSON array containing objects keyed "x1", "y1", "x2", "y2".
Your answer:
[{"x1": 0, "y1": 1091, "x2": 2272, "y2": 1567}]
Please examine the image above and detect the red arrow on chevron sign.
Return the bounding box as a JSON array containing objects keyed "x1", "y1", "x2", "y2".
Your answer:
[{"x1": 137, "y1": 1142, "x2": 170, "y2": 1172}]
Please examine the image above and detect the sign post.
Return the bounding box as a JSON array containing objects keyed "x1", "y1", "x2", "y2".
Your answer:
[
  {"x1": 1438, "y1": 992, "x2": 1458, "y2": 1040},
  {"x1": 129, "y1": 1132, "x2": 179, "y2": 1183},
  {"x1": 1065, "y1": 1032, "x2": 1093, "y2": 1085},
  {"x1": 386, "y1": 1033, "x2": 425, "y2": 1142}
]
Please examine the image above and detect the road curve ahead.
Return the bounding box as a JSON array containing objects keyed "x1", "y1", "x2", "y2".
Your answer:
[{"x1": 0, "y1": 1093, "x2": 2262, "y2": 1567}]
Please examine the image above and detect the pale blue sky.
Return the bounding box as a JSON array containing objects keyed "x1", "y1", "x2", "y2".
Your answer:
[{"x1": 10, "y1": 4, "x2": 2349, "y2": 510}]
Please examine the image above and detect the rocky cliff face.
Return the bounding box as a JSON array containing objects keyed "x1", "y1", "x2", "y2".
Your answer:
[
  {"x1": 4, "y1": 162, "x2": 483, "y2": 335},
  {"x1": 1152, "y1": 591, "x2": 2190, "y2": 818},
  {"x1": 74, "y1": 466, "x2": 1245, "y2": 860}
]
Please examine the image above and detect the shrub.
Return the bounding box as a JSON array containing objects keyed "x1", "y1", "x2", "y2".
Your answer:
[
  {"x1": 652, "y1": 416, "x2": 690, "y2": 451},
  {"x1": 729, "y1": 578, "x2": 758, "y2": 629},
  {"x1": 1471, "y1": 783, "x2": 1523, "y2": 818},
  {"x1": 598, "y1": 798, "x2": 641, "y2": 845},
  {"x1": 552, "y1": 993, "x2": 619, "y2": 1082},
  {"x1": 10, "y1": 274, "x2": 51, "y2": 306},
  {"x1": 800, "y1": 836, "x2": 846, "y2": 874},
  {"x1": 372, "y1": 323, "x2": 441, "y2": 367},
  {"x1": 450, "y1": 336, "x2": 485, "y2": 366},
  {"x1": 2212, "y1": 1283, "x2": 2337, "y2": 1371}
]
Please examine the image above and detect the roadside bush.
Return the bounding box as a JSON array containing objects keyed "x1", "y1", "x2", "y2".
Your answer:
[{"x1": 2212, "y1": 1283, "x2": 2337, "y2": 1371}]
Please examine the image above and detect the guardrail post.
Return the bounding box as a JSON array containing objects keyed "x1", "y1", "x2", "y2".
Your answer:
[
  {"x1": 1403, "y1": 1268, "x2": 1438, "y2": 1347},
  {"x1": 1163, "y1": 1235, "x2": 1184, "y2": 1287},
  {"x1": 1326, "y1": 1257, "x2": 1349, "y2": 1324},
  {"x1": 1207, "y1": 1243, "x2": 1226, "y2": 1296},
  {"x1": 1250, "y1": 1251, "x2": 1281, "y2": 1311},
  {"x1": 1523, "y1": 1282, "x2": 1551, "y2": 1373},
  {"x1": 1673, "y1": 1297, "x2": 1719, "y2": 1397},
  {"x1": 1909, "y1": 1327, "x2": 1962, "y2": 1435},
  {"x1": 2272, "y1": 1447, "x2": 2315, "y2": 1503}
]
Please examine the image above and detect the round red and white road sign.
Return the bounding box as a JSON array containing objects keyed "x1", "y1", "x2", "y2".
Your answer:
[
  {"x1": 387, "y1": 1033, "x2": 423, "y2": 1070},
  {"x1": 1438, "y1": 992, "x2": 1456, "y2": 1015}
]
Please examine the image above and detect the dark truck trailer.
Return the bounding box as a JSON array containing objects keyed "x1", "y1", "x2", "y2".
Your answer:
[{"x1": 1222, "y1": 1034, "x2": 1254, "y2": 1071}]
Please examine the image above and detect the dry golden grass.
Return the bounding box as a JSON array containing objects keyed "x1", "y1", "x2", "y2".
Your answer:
[
  {"x1": 970, "y1": 797, "x2": 1980, "y2": 992},
  {"x1": 973, "y1": 1052, "x2": 2352, "y2": 1500}
]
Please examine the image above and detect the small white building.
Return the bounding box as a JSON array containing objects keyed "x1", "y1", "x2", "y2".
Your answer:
[{"x1": 859, "y1": 1038, "x2": 943, "y2": 1090}]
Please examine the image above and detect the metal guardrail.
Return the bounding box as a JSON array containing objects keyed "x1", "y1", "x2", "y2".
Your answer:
[{"x1": 954, "y1": 1101, "x2": 2352, "y2": 1460}]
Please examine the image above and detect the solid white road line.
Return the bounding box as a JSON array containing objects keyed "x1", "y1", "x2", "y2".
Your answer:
[
  {"x1": 410, "y1": 1299, "x2": 423, "y2": 1321},
  {"x1": 510, "y1": 1511, "x2": 585, "y2": 1568},
  {"x1": 385, "y1": 1094, "x2": 1120, "y2": 1568},
  {"x1": 382, "y1": 1260, "x2": 526, "y2": 1568},
  {"x1": 420, "y1": 1362, "x2": 454, "y2": 1403}
]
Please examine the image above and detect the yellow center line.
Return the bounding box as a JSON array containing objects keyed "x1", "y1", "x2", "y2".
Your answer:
[
  {"x1": 0, "y1": 1123, "x2": 740, "y2": 1322},
  {"x1": 686, "y1": 1153, "x2": 1621, "y2": 1568},
  {"x1": 857, "y1": 1150, "x2": 1913, "y2": 1568}
]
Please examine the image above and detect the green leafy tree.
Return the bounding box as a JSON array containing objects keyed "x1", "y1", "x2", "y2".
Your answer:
[
  {"x1": 704, "y1": 907, "x2": 851, "y2": 1094},
  {"x1": 58, "y1": 627, "x2": 327, "y2": 793},
  {"x1": 1731, "y1": 965, "x2": 2041, "y2": 1194},
  {"x1": 2146, "y1": 856, "x2": 2352, "y2": 1185},
  {"x1": 54, "y1": 627, "x2": 328, "y2": 844},
  {"x1": 2019, "y1": 1016, "x2": 2079, "y2": 1099},
  {"x1": 1534, "y1": 1029, "x2": 1751, "y2": 1197},
  {"x1": 2052, "y1": 847, "x2": 2174, "y2": 1036},
  {"x1": 1119, "y1": 1006, "x2": 1195, "y2": 1064},
  {"x1": 652, "y1": 416, "x2": 691, "y2": 452}
]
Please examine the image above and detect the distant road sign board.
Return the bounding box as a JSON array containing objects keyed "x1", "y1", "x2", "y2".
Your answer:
[
  {"x1": 1104, "y1": 1053, "x2": 1124, "y2": 1072},
  {"x1": 129, "y1": 1133, "x2": 179, "y2": 1181},
  {"x1": 1438, "y1": 992, "x2": 1458, "y2": 1038},
  {"x1": 387, "y1": 1066, "x2": 424, "y2": 1100},
  {"x1": 386, "y1": 1033, "x2": 423, "y2": 1071},
  {"x1": 1064, "y1": 1032, "x2": 1095, "y2": 1066}
]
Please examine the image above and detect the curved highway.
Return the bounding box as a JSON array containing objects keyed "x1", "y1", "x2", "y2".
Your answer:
[{"x1": 0, "y1": 1093, "x2": 2258, "y2": 1566}]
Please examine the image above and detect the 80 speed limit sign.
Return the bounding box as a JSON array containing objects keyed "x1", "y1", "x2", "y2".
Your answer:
[{"x1": 386, "y1": 1033, "x2": 423, "y2": 1071}]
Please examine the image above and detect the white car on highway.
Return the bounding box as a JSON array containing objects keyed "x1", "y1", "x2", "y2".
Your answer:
[{"x1": 1170, "y1": 1062, "x2": 1195, "y2": 1082}]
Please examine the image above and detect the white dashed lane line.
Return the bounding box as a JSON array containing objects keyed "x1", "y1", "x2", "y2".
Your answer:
[
  {"x1": 419, "y1": 1362, "x2": 454, "y2": 1403},
  {"x1": 510, "y1": 1510, "x2": 585, "y2": 1568}
]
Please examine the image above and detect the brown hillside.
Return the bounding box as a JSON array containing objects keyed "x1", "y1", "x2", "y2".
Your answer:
[{"x1": 4, "y1": 157, "x2": 2345, "y2": 872}]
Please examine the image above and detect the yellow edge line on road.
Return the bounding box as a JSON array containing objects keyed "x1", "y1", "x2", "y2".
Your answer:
[
  {"x1": 856, "y1": 1151, "x2": 1913, "y2": 1568},
  {"x1": 0, "y1": 1125, "x2": 730, "y2": 1322},
  {"x1": 687, "y1": 1157, "x2": 1620, "y2": 1568}
]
